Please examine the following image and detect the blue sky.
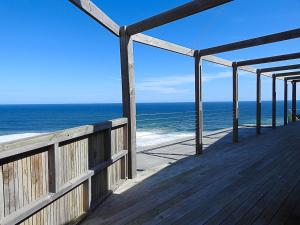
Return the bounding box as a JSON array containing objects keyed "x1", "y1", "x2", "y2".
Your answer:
[{"x1": 1, "y1": 0, "x2": 300, "y2": 104}]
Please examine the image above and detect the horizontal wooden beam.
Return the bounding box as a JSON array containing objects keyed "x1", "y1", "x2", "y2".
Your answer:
[
  {"x1": 260, "y1": 64, "x2": 300, "y2": 73},
  {"x1": 126, "y1": 0, "x2": 232, "y2": 35},
  {"x1": 69, "y1": 0, "x2": 120, "y2": 36},
  {"x1": 237, "y1": 52, "x2": 300, "y2": 67},
  {"x1": 202, "y1": 55, "x2": 232, "y2": 67},
  {"x1": 202, "y1": 55, "x2": 275, "y2": 78},
  {"x1": 287, "y1": 75, "x2": 300, "y2": 80},
  {"x1": 132, "y1": 33, "x2": 195, "y2": 56},
  {"x1": 275, "y1": 71, "x2": 300, "y2": 77},
  {"x1": 199, "y1": 28, "x2": 300, "y2": 56},
  {"x1": 1, "y1": 171, "x2": 93, "y2": 225},
  {"x1": 0, "y1": 118, "x2": 128, "y2": 159}
]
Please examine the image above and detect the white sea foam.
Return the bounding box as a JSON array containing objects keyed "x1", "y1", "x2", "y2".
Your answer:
[
  {"x1": 0, "y1": 131, "x2": 193, "y2": 148},
  {"x1": 136, "y1": 130, "x2": 194, "y2": 147},
  {"x1": 0, "y1": 133, "x2": 42, "y2": 144}
]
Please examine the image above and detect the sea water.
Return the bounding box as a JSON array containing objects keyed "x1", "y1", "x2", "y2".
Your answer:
[{"x1": 0, "y1": 101, "x2": 294, "y2": 146}]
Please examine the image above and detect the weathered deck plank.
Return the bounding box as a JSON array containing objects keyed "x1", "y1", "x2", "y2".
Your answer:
[{"x1": 81, "y1": 123, "x2": 300, "y2": 225}]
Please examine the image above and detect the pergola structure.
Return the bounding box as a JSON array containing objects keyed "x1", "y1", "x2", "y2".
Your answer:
[{"x1": 70, "y1": 0, "x2": 300, "y2": 179}]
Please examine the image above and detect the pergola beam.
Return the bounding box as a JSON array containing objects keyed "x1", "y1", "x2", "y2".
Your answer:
[
  {"x1": 200, "y1": 28, "x2": 300, "y2": 56},
  {"x1": 286, "y1": 75, "x2": 300, "y2": 80},
  {"x1": 237, "y1": 52, "x2": 300, "y2": 67},
  {"x1": 126, "y1": 0, "x2": 233, "y2": 35},
  {"x1": 69, "y1": 0, "x2": 120, "y2": 36},
  {"x1": 260, "y1": 64, "x2": 300, "y2": 73},
  {"x1": 132, "y1": 33, "x2": 195, "y2": 57},
  {"x1": 275, "y1": 71, "x2": 300, "y2": 77}
]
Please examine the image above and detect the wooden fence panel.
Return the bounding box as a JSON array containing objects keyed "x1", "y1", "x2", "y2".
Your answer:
[{"x1": 0, "y1": 118, "x2": 128, "y2": 225}]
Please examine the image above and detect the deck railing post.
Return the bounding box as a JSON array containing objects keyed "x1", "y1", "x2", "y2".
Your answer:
[
  {"x1": 292, "y1": 81, "x2": 297, "y2": 122},
  {"x1": 233, "y1": 62, "x2": 239, "y2": 143},
  {"x1": 48, "y1": 143, "x2": 61, "y2": 193},
  {"x1": 119, "y1": 26, "x2": 137, "y2": 179},
  {"x1": 256, "y1": 70, "x2": 261, "y2": 134},
  {"x1": 284, "y1": 78, "x2": 288, "y2": 126},
  {"x1": 195, "y1": 50, "x2": 203, "y2": 154},
  {"x1": 272, "y1": 74, "x2": 276, "y2": 129}
]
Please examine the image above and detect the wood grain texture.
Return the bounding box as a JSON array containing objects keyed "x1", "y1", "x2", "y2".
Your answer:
[
  {"x1": 195, "y1": 51, "x2": 203, "y2": 154},
  {"x1": 200, "y1": 28, "x2": 300, "y2": 55},
  {"x1": 275, "y1": 70, "x2": 300, "y2": 77},
  {"x1": 272, "y1": 74, "x2": 277, "y2": 129},
  {"x1": 69, "y1": 0, "x2": 120, "y2": 36},
  {"x1": 260, "y1": 64, "x2": 300, "y2": 73},
  {"x1": 81, "y1": 121, "x2": 300, "y2": 225},
  {"x1": 292, "y1": 82, "x2": 297, "y2": 122},
  {"x1": 256, "y1": 70, "x2": 261, "y2": 134},
  {"x1": 232, "y1": 62, "x2": 239, "y2": 143},
  {"x1": 0, "y1": 118, "x2": 128, "y2": 225},
  {"x1": 120, "y1": 26, "x2": 137, "y2": 179},
  {"x1": 126, "y1": 0, "x2": 232, "y2": 35},
  {"x1": 284, "y1": 78, "x2": 288, "y2": 126},
  {"x1": 132, "y1": 33, "x2": 194, "y2": 57},
  {"x1": 237, "y1": 52, "x2": 300, "y2": 67}
]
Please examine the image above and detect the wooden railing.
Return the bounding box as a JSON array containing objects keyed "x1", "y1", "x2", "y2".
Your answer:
[{"x1": 0, "y1": 118, "x2": 128, "y2": 225}]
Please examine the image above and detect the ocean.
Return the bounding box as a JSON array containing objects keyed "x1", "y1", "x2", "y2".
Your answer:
[{"x1": 0, "y1": 101, "x2": 294, "y2": 147}]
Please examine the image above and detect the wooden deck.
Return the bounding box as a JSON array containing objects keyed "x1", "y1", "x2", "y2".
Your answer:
[{"x1": 81, "y1": 122, "x2": 300, "y2": 225}]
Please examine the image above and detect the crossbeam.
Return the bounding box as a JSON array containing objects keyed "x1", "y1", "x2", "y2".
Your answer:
[
  {"x1": 132, "y1": 33, "x2": 195, "y2": 57},
  {"x1": 286, "y1": 76, "x2": 300, "y2": 80},
  {"x1": 275, "y1": 71, "x2": 300, "y2": 77},
  {"x1": 69, "y1": 0, "x2": 120, "y2": 36},
  {"x1": 199, "y1": 28, "x2": 300, "y2": 56},
  {"x1": 202, "y1": 55, "x2": 277, "y2": 78},
  {"x1": 260, "y1": 64, "x2": 300, "y2": 73},
  {"x1": 126, "y1": 0, "x2": 233, "y2": 35},
  {"x1": 237, "y1": 52, "x2": 300, "y2": 67}
]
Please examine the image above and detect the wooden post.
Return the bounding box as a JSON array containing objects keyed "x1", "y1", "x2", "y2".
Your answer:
[
  {"x1": 272, "y1": 74, "x2": 276, "y2": 129},
  {"x1": 284, "y1": 78, "x2": 288, "y2": 126},
  {"x1": 256, "y1": 70, "x2": 261, "y2": 134},
  {"x1": 232, "y1": 62, "x2": 239, "y2": 143},
  {"x1": 119, "y1": 26, "x2": 137, "y2": 179},
  {"x1": 195, "y1": 50, "x2": 203, "y2": 154},
  {"x1": 48, "y1": 143, "x2": 61, "y2": 193},
  {"x1": 292, "y1": 81, "x2": 297, "y2": 122}
]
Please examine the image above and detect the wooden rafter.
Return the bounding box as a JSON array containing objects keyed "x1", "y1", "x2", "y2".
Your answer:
[
  {"x1": 237, "y1": 52, "x2": 300, "y2": 67},
  {"x1": 199, "y1": 28, "x2": 300, "y2": 56},
  {"x1": 286, "y1": 75, "x2": 300, "y2": 80},
  {"x1": 275, "y1": 71, "x2": 300, "y2": 77},
  {"x1": 132, "y1": 33, "x2": 195, "y2": 57},
  {"x1": 69, "y1": 0, "x2": 120, "y2": 36},
  {"x1": 126, "y1": 0, "x2": 233, "y2": 35},
  {"x1": 260, "y1": 64, "x2": 300, "y2": 73}
]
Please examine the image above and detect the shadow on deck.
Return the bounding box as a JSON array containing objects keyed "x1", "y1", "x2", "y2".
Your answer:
[{"x1": 82, "y1": 122, "x2": 300, "y2": 225}]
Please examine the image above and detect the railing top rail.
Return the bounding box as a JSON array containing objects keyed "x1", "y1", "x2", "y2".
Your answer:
[{"x1": 0, "y1": 117, "x2": 128, "y2": 160}]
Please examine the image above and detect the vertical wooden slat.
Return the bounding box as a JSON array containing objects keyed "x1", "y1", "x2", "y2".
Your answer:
[
  {"x1": 83, "y1": 178, "x2": 92, "y2": 212},
  {"x1": 195, "y1": 50, "x2": 203, "y2": 154},
  {"x1": 232, "y1": 62, "x2": 239, "y2": 143},
  {"x1": 22, "y1": 158, "x2": 29, "y2": 207},
  {"x1": 13, "y1": 160, "x2": 19, "y2": 211},
  {"x1": 17, "y1": 159, "x2": 24, "y2": 209},
  {"x1": 27, "y1": 157, "x2": 32, "y2": 205},
  {"x1": 256, "y1": 70, "x2": 261, "y2": 134},
  {"x1": 292, "y1": 81, "x2": 297, "y2": 122},
  {"x1": 284, "y1": 78, "x2": 288, "y2": 126},
  {"x1": 8, "y1": 162, "x2": 15, "y2": 214},
  {"x1": 120, "y1": 26, "x2": 137, "y2": 179},
  {"x1": 272, "y1": 74, "x2": 276, "y2": 129}
]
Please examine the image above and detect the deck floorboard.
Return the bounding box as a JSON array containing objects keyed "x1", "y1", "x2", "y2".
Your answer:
[{"x1": 81, "y1": 123, "x2": 300, "y2": 225}]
